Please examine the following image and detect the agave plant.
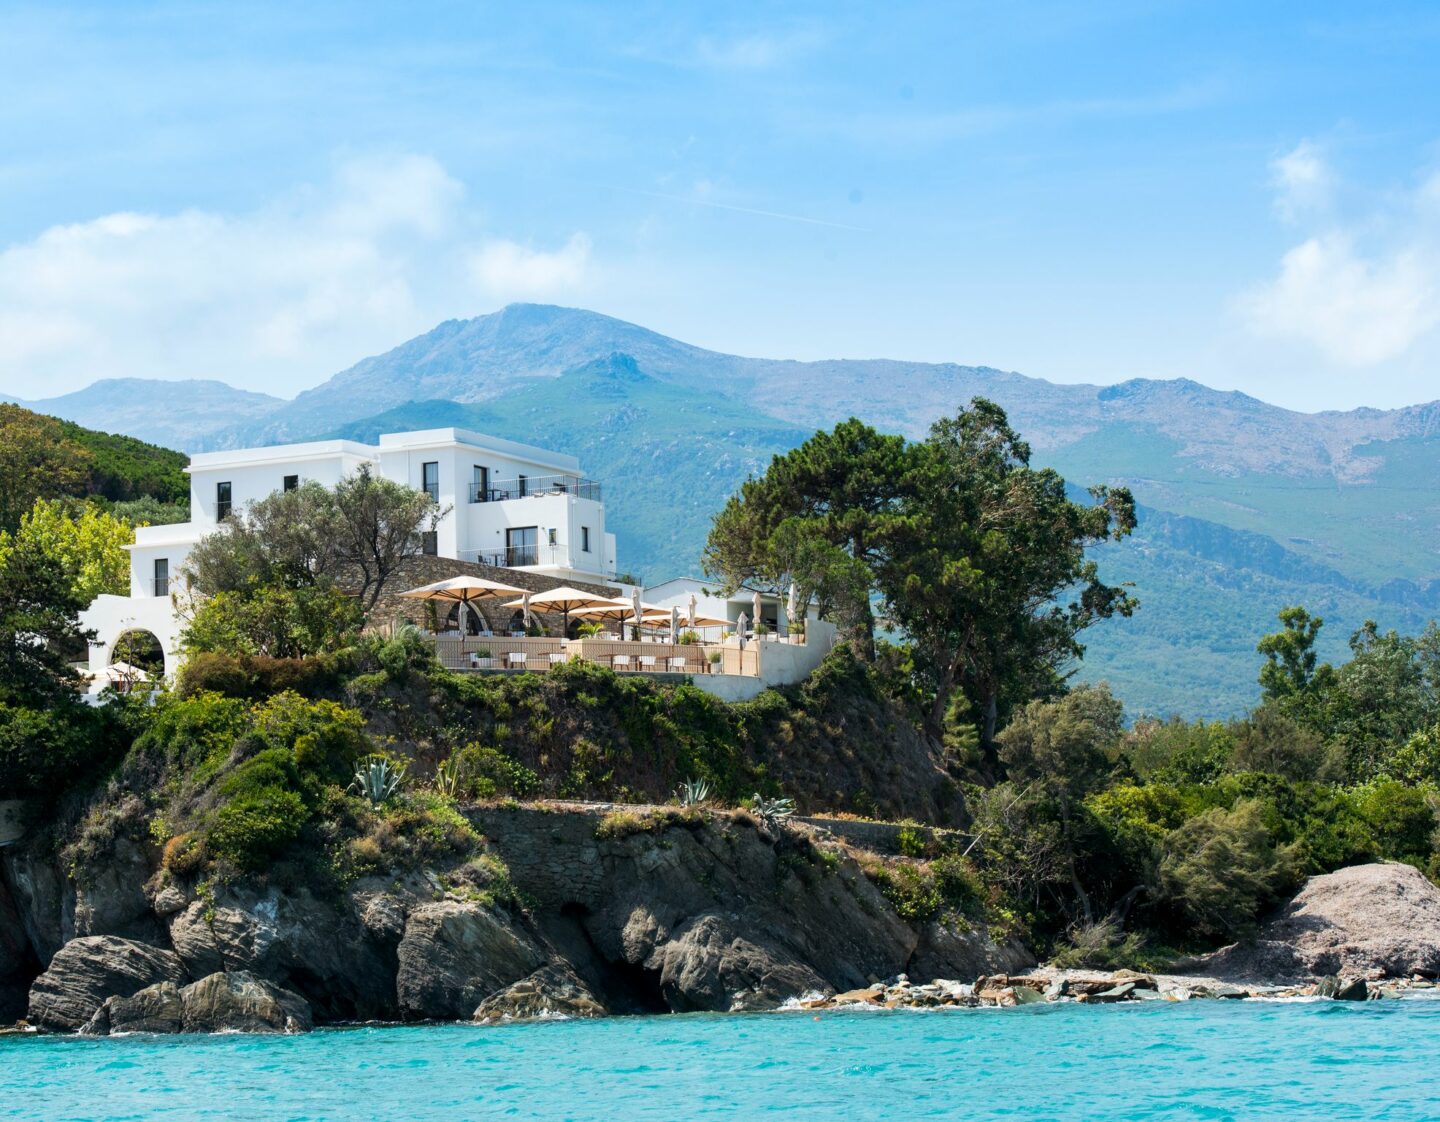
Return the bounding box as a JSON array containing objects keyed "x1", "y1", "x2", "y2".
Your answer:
[
  {"x1": 351, "y1": 754, "x2": 406, "y2": 807},
  {"x1": 434, "y1": 755, "x2": 465, "y2": 799},
  {"x1": 676, "y1": 777, "x2": 712, "y2": 807},
  {"x1": 751, "y1": 792, "x2": 795, "y2": 824}
]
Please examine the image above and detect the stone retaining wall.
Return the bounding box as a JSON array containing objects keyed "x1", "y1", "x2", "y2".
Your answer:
[{"x1": 366, "y1": 556, "x2": 620, "y2": 635}]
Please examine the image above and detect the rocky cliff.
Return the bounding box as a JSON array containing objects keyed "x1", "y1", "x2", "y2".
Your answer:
[{"x1": 1, "y1": 804, "x2": 1028, "y2": 1033}]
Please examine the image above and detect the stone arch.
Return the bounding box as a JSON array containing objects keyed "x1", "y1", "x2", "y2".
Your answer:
[{"x1": 108, "y1": 628, "x2": 167, "y2": 682}]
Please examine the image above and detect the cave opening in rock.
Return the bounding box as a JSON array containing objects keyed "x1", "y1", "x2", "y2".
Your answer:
[{"x1": 553, "y1": 902, "x2": 669, "y2": 1016}]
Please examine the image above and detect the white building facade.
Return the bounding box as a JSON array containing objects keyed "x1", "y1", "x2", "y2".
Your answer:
[{"x1": 82, "y1": 428, "x2": 618, "y2": 677}]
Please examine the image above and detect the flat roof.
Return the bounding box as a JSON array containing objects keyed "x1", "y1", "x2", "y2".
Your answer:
[
  {"x1": 185, "y1": 428, "x2": 580, "y2": 475},
  {"x1": 376, "y1": 428, "x2": 579, "y2": 473},
  {"x1": 187, "y1": 439, "x2": 378, "y2": 472}
]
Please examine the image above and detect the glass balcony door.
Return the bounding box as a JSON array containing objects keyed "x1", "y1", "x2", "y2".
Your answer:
[{"x1": 505, "y1": 526, "x2": 539, "y2": 566}]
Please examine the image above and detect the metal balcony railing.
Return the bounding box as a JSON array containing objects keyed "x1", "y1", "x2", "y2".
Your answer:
[
  {"x1": 475, "y1": 545, "x2": 543, "y2": 568},
  {"x1": 470, "y1": 475, "x2": 601, "y2": 503}
]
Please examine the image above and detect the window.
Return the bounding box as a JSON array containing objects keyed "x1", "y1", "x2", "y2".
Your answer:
[
  {"x1": 581, "y1": 526, "x2": 591, "y2": 553},
  {"x1": 472, "y1": 465, "x2": 489, "y2": 503},
  {"x1": 506, "y1": 526, "x2": 538, "y2": 566},
  {"x1": 421, "y1": 530, "x2": 438, "y2": 556},
  {"x1": 152, "y1": 558, "x2": 169, "y2": 598},
  {"x1": 422, "y1": 461, "x2": 439, "y2": 502},
  {"x1": 283, "y1": 474, "x2": 299, "y2": 492},
  {"x1": 517, "y1": 474, "x2": 528, "y2": 497},
  {"x1": 216, "y1": 481, "x2": 232, "y2": 521},
  {"x1": 547, "y1": 527, "x2": 557, "y2": 547}
]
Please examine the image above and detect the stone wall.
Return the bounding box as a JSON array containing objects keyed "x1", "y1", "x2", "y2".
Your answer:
[
  {"x1": 465, "y1": 804, "x2": 612, "y2": 910},
  {"x1": 365, "y1": 556, "x2": 621, "y2": 636}
]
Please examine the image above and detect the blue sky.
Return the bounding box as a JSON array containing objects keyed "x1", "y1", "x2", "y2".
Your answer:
[{"x1": 2, "y1": 1, "x2": 1439, "y2": 410}]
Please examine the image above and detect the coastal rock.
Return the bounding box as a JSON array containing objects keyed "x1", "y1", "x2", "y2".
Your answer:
[
  {"x1": 2, "y1": 848, "x2": 72, "y2": 965},
  {"x1": 494, "y1": 809, "x2": 920, "y2": 1013},
  {"x1": 396, "y1": 901, "x2": 544, "y2": 1020},
  {"x1": 1314, "y1": 975, "x2": 1368, "y2": 1001},
  {"x1": 166, "y1": 885, "x2": 398, "y2": 1020},
  {"x1": 28, "y1": 936, "x2": 188, "y2": 1032},
  {"x1": 84, "y1": 972, "x2": 312, "y2": 1034},
  {"x1": 179, "y1": 971, "x2": 312, "y2": 1033},
  {"x1": 0, "y1": 875, "x2": 33, "y2": 1022},
  {"x1": 907, "y1": 920, "x2": 1035, "y2": 983},
  {"x1": 645, "y1": 912, "x2": 832, "y2": 1012},
  {"x1": 72, "y1": 836, "x2": 162, "y2": 945},
  {"x1": 473, "y1": 964, "x2": 607, "y2": 1023},
  {"x1": 1193, "y1": 863, "x2": 1440, "y2": 982}
]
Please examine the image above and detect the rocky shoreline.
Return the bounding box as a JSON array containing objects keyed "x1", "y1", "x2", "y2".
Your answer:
[
  {"x1": 799, "y1": 967, "x2": 1434, "y2": 1013},
  {"x1": 5, "y1": 806, "x2": 1440, "y2": 1036}
]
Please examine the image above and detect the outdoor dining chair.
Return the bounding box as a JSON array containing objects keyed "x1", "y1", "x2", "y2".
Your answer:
[
  {"x1": 611, "y1": 654, "x2": 632, "y2": 671},
  {"x1": 638, "y1": 655, "x2": 657, "y2": 671},
  {"x1": 506, "y1": 652, "x2": 527, "y2": 670},
  {"x1": 666, "y1": 656, "x2": 687, "y2": 673}
]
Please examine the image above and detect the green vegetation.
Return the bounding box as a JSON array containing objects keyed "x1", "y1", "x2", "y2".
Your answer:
[
  {"x1": 705, "y1": 399, "x2": 1135, "y2": 766},
  {"x1": 0, "y1": 403, "x2": 187, "y2": 532}
]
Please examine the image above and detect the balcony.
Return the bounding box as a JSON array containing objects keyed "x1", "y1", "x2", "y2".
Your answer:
[
  {"x1": 476, "y1": 545, "x2": 542, "y2": 568},
  {"x1": 470, "y1": 475, "x2": 601, "y2": 503}
]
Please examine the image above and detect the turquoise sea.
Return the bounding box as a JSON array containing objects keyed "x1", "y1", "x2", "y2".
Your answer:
[{"x1": 8, "y1": 998, "x2": 1440, "y2": 1122}]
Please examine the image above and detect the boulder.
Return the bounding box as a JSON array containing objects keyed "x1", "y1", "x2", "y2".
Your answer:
[
  {"x1": 473, "y1": 964, "x2": 607, "y2": 1023},
  {"x1": 396, "y1": 902, "x2": 544, "y2": 1020},
  {"x1": 644, "y1": 912, "x2": 832, "y2": 1012},
  {"x1": 1194, "y1": 863, "x2": 1440, "y2": 982},
  {"x1": 83, "y1": 981, "x2": 184, "y2": 1035},
  {"x1": 84, "y1": 972, "x2": 311, "y2": 1034},
  {"x1": 28, "y1": 936, "x2": 188, "y2": 1032},
  {"x1": 179, "y1": 971, "x2": 311, "y2": 1033},
  {"x1": 1314, "y1": 975, "x2": 1368, "y2": 1001}
]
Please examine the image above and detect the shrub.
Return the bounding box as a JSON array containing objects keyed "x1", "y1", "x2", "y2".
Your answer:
[
  {"x1": 0, "y1": 700, "x2": 126, "y2": 797},
  {"x1": 1157, "y1": 800, "x2": 1296, "y2": 941},
  {"x1": 208, "y1": 787, "x2": 306, "y2": 871},
  {"x1": 178, "y1": 652, "x2": 343, "y2": 700},
  {"x1": 161, "y1": 832, "x2": 207, "y2": 876}
]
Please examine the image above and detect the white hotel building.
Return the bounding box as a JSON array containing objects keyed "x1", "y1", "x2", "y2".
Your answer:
[{"x1": 82, "y1": 428, "x2": 617, "y2": 676}]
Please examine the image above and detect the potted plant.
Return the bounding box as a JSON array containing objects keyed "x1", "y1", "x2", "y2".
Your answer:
[{"x1": 469, "y1": 646, "x2": 493, "y2": 669}]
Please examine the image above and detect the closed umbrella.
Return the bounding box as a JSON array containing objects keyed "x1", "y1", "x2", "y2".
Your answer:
[
  {"x1": 752, "y1": 589, "x2": 763, "y2": 636},
  {"x1": 688, "y1": 592, "x2": 698, "y2": 629},
  {"x1": 522, "y1": 591, "x2": 532, "y2": 630},
  {"x1": 787, "y1": 582, "x2": 798, "y2": 631},
  {"x1": 670, "y1": 605, "x2": 680, "y2": 643},
  {"x1": 631, "y1": 587, "x2": 643, "y2": 638},
  {"x1": 735, "y1": 611, "x2": 748, "y2": 644}
]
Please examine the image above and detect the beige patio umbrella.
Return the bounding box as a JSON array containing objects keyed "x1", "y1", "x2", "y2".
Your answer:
[
  {"x1": 399, "y1": 575, "x2": 526, "y2": 633},
  {"x1": 752, "y1": 589, "x2": 763, "y2": 634},
  {"x1": 90, "y1": 661, "x2": 150, "y2": 684},
  {"x1": 503, "y1": 585, "x2": 618, "y2": 634}
]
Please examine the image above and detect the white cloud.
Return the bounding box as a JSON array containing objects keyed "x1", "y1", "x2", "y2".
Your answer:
[
  {"x1": 0, "y1": 155, "x2": 592, "y2": 397},
  {"x1": 1271, "y1": 140, "x2": 1332, "y2": 222},
  {"x1": 1239, "y1": 146, "x2": 1440, "y2": 366},
  {"x1": 468, "y1": 234, "x2": 592, "y2": 296}
]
